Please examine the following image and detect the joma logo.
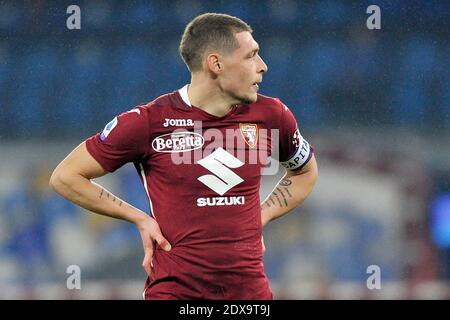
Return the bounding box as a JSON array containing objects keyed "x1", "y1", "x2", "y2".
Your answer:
[{"x1": 163, "y1": 118, "x2": 194, "y2": 127}]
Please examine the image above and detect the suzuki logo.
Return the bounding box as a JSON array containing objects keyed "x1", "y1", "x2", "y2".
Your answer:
[{"x1": 197, "y1": 147, "x2": 244, "y2": 196}]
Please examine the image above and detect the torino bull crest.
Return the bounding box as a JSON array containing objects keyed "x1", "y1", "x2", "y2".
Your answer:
[{"x1": 239, "y1": 123, "x2": 258, "y2": 148}]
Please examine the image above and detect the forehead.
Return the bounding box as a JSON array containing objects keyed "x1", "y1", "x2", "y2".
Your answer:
[{"x1": 233, "y1": 31, "x2": 259, "y2": 53}]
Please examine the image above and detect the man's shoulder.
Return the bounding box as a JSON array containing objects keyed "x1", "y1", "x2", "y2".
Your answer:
[
  {"x1": 232, "y1": 94, "x2": 285, "y2": 129},
  {"x1": 255, "y1": 93, "x2": 282, "y2": 105},
  {"x1": 242, "y1": 94, "x2": 285, "y2": 122},
  {"x1": 139, "y1": 90, "x2": 181, "y2": 112},
  {"x1": 252, "y1": 93, "x2": 285, "y2": 113}
]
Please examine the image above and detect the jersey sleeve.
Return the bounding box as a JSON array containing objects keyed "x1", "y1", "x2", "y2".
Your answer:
[
  {"x1": 277, "y1": 100, "x2": 314, "y2": 171},
  {"x1": 85, "y1": 106, "x2": 149, "y2": 172}
]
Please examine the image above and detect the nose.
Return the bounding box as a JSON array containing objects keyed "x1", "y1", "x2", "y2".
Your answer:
[{"x1": 257, "y1": 55, "x2": 268, "y2": 74}]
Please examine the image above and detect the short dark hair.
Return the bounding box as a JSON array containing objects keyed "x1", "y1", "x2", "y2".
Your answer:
[{"x1": 179, "y1": 13, "x2": 253, "y2": 72}]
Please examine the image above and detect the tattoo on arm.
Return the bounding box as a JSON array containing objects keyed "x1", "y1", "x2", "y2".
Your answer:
[
  {"x1": 263, "y1": 195, "x2": 277, "y2": 209},
  {"x1": 272, "y1": 191, "x2": 283, "y2": 208},
  {"x1": 280, "y1": 178, "x2": 292, "y2": 187},
  {"x1": 263, "y1": 178, "x2": 294, "y2": 209},
  {"x1": 99, "y1": 188, "x2": 123, "y2": 207},
  {"x1": 261, "y1": 177, "x2": 298, "y2": 221},
  {"x1": 285, "y1": 188, "x2": 292, "y2": 197},
  {"x1": 276, "y1": 187, "x2": 289, "y2": 207}
]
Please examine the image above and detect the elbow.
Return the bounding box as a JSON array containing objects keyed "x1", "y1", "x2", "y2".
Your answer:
[
  {"x1": 49, "y1": 169, "x2": 61, "y2": 193},
  {"x1": 49, "y1": 167, "x2": 69, "y2": 195}
]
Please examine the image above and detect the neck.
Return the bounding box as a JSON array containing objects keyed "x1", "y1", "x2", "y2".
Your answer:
[{"x1": 187, "y1": 74, "x2": 238, "y2": 117}]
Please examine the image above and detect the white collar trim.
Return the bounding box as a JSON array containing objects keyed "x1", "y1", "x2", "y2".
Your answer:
[{"x1": 178, "y1": 84, "x2": 192, "y2": 107}]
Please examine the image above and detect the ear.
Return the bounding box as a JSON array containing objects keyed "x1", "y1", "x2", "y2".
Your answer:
[{"x1": 205, "y1": 53, "x2": 222, "y2": 74}]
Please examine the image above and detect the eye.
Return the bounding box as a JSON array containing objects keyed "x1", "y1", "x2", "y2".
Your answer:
[{"x1": 248, "y1": 51, "x2": 257, "y2": 59}]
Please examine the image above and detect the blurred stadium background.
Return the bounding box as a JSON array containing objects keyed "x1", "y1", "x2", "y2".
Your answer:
[{"x1": 0, "y1": 0, "x2": 449, "y2": 299}]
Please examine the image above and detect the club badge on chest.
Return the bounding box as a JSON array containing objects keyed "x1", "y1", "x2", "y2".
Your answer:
[{"x1": 239, "y1": 123, "x2": 258, "y2": 148}]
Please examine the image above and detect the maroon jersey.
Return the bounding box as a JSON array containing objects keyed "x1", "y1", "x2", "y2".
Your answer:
[{"x1": 85, "y1": 85, "x2": 313, "y2": 299}]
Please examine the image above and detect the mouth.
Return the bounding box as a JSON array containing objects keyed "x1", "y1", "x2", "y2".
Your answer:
[{"x1": 252, "y1": 81, "x2": 261, "y2": 90}]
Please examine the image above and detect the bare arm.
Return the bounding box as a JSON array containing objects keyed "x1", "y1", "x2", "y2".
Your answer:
[
  {"x1": 49, "y1": 141, "x2": 171, "y2": 276},
  {"x1": 49, "y1": 142, "x2": 145, "y2": 223},
  {"x1": 261, "y1": 154, "x2": 318, "y2": 226}
]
